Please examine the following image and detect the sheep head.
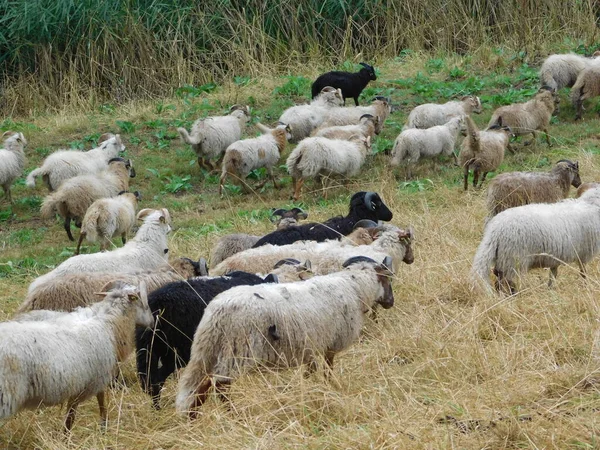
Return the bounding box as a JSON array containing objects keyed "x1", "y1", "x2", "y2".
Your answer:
[
  {"x1": 342, "y1": 256, "x2": 395, "y2": 309},
  {"x1": 556, "y1": 160, "x2": 581, "y2": 188},
  {"x1": 359, "y1": 62, "x2": 377, "y2": 81}
]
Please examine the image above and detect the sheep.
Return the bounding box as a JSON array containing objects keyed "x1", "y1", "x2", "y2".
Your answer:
[
  {"x1": 278, "y1": 86, "x2": 345, "y2": 143},
  {"x1": 219, "y1": 123, "x2": 292, "y2": 195},
  {"x1": 570, "y1": 65, "x2": 600, "y2": 120},
  {"x1": 28, "y1": 208, "x2": 172, "y2": 294},
  {"x1": 576, "y1": 181, "x2": 600, "y2": 197},
  {"x1": 486, "y1": 160, "x2": 581, "y2": 218},
  {"x1": 0, "y1": 131, "x2": 27, "y2": 203},
  {"x1": 311, "y1": 62, "x2": 377, "y2": 106},
  {"x1": 252, "y1": 191, "x2": 393, "y2": 247},
  {"x1": 210, "y1": 207, "x2": 309, "y2": 267},
  {"x1": 26, "y1": 133, "x2": 124, "y2": 191},
  {"x1": 471, "y1": 186, "x2": 600, "y2": 293},
  {"x1": 319, "y1": 98, "x2": 391, "y2": 133},
  {"x1": 390, "y1": 116, "x2": 465, "y2": 178},
  {"x1": 287, "y1": 135, "x2": 372, "y2": 200},
  {"x1": 487, "y1": 90, "x2": 555, "y2": 147},
  {"x1": 458, "y1": 116, "x2": 512, "y2": 191},
  {"x1": 312, "y1": 114, "x2": 380, "y2": 140},
  {"x1": 404, "y1": 96, "x2": 482, "y2": 129},
  {"x1": 75, "y1": 190, "x2": 142, "y2": 254},
  {"x1": 175, "y1": 255, "x2": 394, "y2": 416},
  {"x1": 40, "y1": 158, "x2": 136, "y2": 241},
  {"x1": 0, "y1": 282, "x2": 153, "y2": 431},
  {"x1": 212, "y1": 224, "x2": 414, "y2": 277},
  {"x1": 135, "y1": 270, "x2": 280, "y2": 409},
  {"x1": 177, "y1": 105, "x2": 251, "y2": 171},
  {"x1": 18, "y1": 257, "x2": 207, "y2": 314}
]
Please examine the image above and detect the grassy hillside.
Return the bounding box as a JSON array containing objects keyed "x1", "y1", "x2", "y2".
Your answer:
[{"x1": 2, "y1": 50, "x2": 600, "y2": 448}]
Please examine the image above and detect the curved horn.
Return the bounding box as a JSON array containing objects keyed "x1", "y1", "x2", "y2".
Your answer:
[
  {"x1": 290, "y1": 207, "x2": 308, "y2": 220},
  {"x1": 197, "y1": 257, "x2": 209, "y2": 277},
  {"x1": 363, "y1": 192, "x2": 378, "y2": 211},
  {"x1": 342, "y1": 256, "x2": 378, "y2": 268},
  {"x1": 108, "y1": 157, "x2": 126, "y2": 164},
  {"x1": 273, "y1": 258, "x2": 301, "y2": 269},
  {"x1": 382, "y1": 255, "x2": 393, "y2": 273},
  {"x1": 264, "y1": 273, "x2": 279, "y2": 283},
  {"x1": 353, "y1": 219, "x2": 379, "y2": 230},
  {"x1": 271, "y1": 208, "x2": 288, "y2": 217}
]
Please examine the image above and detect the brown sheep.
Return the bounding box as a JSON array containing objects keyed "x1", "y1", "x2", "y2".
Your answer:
[{"x1": 571, "y1": 65, "x2": 600, "y2": 120}]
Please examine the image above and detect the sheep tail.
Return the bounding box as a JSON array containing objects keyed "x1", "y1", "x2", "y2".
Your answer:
[
  {"x1": 26, "y1": 167, "x2": 44, "y2": 188},
  {"x1": 81, "y1": 208, "x2": 101, "y2": 243},
  {"x1": 177, "y1": 127, "x2": 203, "y2": 146},
  {"x1": 470, "y1": 232, "x2": 497, "y2": 292},
  {"x1": 256, "y1": 123, "x2": 272, "y2": 133},
  {"x1": 286, "y1": 148, "x2": 306, "y2": 178},
  {"x1": 571, "y1": 77, "x2": 585, "y2": 103},
  {"x1": 40, "y1": 194, "x2": 59, "y2": 219},
  {"x1": 465, "y1": 115, "x2": 481, "y2": 153}
]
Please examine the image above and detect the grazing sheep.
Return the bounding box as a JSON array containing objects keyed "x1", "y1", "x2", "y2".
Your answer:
[
  {"x1": 40, "y1": 158, "x2": 136, "y2": 241},
  {"x1": 472, "y1": 186, "x2": 600, "y2": 293},
  {"x1": 278, "y1": 87, "x2": 345, "y2": 142},
  {"x1": 404, "y1": 96, "x2": 482, "y2": 129},
  {"x1": 0, "y1": 283, "x2": 153, "y2": 431},
  {"x1": 28, "y1": 208, "x2": 172, "y2": 294},
  {"x1": 319, "y1": 98, "x2": 391, "y2": 133},
  {"x1": 176, "y1": 256, "x2": 394, "y2": 416},
  {"x1": 136, "y1": 270, "x2": 279, "y2": 409},
  {"x1": 177, "y1": 105, "x2": 251, "y2": 171},
  {"x1": 390, "y1": 116, "x2": 465, "y2": 178},
  {"x1": 219, "y1": 123, "x2": 292, "y2": 195},
  {"x1": 212, "y1": 224, "x2": 414, "y2": 277},
  {"x1": 576, "y1": 181, "x2": 600, "y2": 197},
  {"x1": 287, "y1": 135, "x2": 372, "y2": 200},
  {"x1": 0, "y1": 131, "x2": 27, "y2": 203},
  {"x1": 312, "y1": 114, "x2": 379, "y2": 140},
  {"x1": 459, "y1": 116, "x2": 512, "y2": 191},
  {"x1": 210, "y1": 207, "x2": 309, "y2": 267},
  {"x1": 253, "y1": 191, "x2": 393, "y2": 247},
  {"x1": 75, "y1": 190, "x2": 141, "y2": 254},
  {"x1": 311, "y1": 62, "x2": 377, "y2": 106},
  {"x1": 571, "y1": 65, "x2": 600, "y2": 120},
  {"x1": 26, "y1": 134, "x2": 124, "y2": 191},
  {"x1": 487, "y1": 90, "x2": 555, "y2": 147},
  {"x1": 486, "y1": 160, "x2": 581, "y2": 218}
]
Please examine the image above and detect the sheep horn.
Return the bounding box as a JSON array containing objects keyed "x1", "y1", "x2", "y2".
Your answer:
[
  {"x1": 264, "y1": 273, "x2": 279, "y2": 283},
  {"x1": 381, "y1": 255, "x2": 394, "y2": 274},
  {"x1": 353, "y1": 219, "x2": 379, "y2": 230},
  {"x1": 273, "y1": 258, "x2": 301, "y2": 269},
  {"x1": 359, "y1": 62, "x2": 374, "y2": 70},
  {"x1": 117, "y1": 190, "x2": 129, "y2": 196},
  {"x1": 290, "y1": 207, "x2": 308, "y2": 220},
  {"x1": 271, "y1": 208, "x2": 288, "y2": 217},
  {"x1": 197, "y1": 257, "x2": 209, "y2": 277},
  {"x1": 342, "y1": 256, "x2": 378, "y2": 268},
  {"x1": 302, "y1": 260, "x2": 312, "y2": 270},
  {"x1": 134, "y1": 191, "x2": 142, "y2": 201},
  {"x1": 359, "y1": 114, "x2": 375, "y2": 121},
  {"x1": 108, "y1": 157, "x2": 126, "y2": 164},
  {"x1": 363, "y1": 192, "x2": 378, "y2": 211}
]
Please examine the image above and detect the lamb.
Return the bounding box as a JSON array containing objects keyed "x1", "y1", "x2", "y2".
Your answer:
[
  {"x1": 486, "y1": 160, "x2": 581, "y2": 218},
  {"x1": 287, "y1": 135, "x2": 372, "y2": 200},
  {"x1": 390, "y1": 116, "x2": 465, "y2": 178},
  {"x1": 458, "y1": 116, "x2": 512, "y2": 191},
  {"x1": 135, "y1": 270, "x2": 281, "y2": 409},
  {"x1": 26, "y1": 133, "x2": 124, "y2": 191},
  {"x1": 404, "y1": 96, "x2": 482, "y2": 129},
  {"x1": 0, "y1": 131, "x2": 27, "y2": 203},
  {"x1": 311, "y1": 62, "x2": 377, "y2": 106},
  {"x1": 75, "y1": 190, "x2": 141, "y2": 254},
  {"x1": 0, "y1": 282, "x2": 153, "y2": 431},
  {"x1": 28, "y1": 208, "x2": 172, "y2": 294},
  {"x1": 312, "y1": 114, "x2": 380, "y2": 140},
  {"x1": 18, "y1": 257, "x2": 207, "y2": 314},
  {"x1": 210, "y1": 207, "x2": 309, "y2": 267},
  {"x1": 177, "y1": 105, "x2": 251, "y2": 171},
  {"x1": 319, "y1": 98, "x2": 391, "y2": 133},
  {"x1": 570, "y1": 65, "x2": 600, "y2": 120},
  {"x1": 212, "y1": 224, "x2": 414, "y2": 277},
  {"x1": 487, "y1": 90, "x2": 555, "y2": 147},
  {"x1": 219, "y1": 123, "x2": 292, "y2": 195},
  {"x1": 472, "y1": 186, "x2": 600, "y2": 293},
  {"x1": 40, "y1": 158, "x2": 136, "y2": 241},
  {"x1": 253, "y1": 191, "x2": 393, "y2": 247},
  {"x1": 175, "y1": 256, "x2": 394, "y2": 416},
  {"x1": 278, "y1": 86, "x2": 345, "y2": 143}
]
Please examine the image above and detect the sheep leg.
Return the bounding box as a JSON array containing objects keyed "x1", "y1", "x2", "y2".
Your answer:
[
  {"x1": 574, "y1": 99, "x2": 583, "y2": 121},
  {"x1": 463, "y1": 166, "x2": 469, "y2": 191},
  {"x1": 121, "y1": 233, "x2": 127, "y2": 245},
  {"x1": 2, "y1": 185, "x2": 11, "y2": 203},
  {"x1": 269, "y1": 168, "x2": 280, "y2": 190},
  {"x1": 188, "y1": 377, "x2": 213, "y2": 419},
  {"x1": 472, "y1": 169, "x2": 480, "y2": 189},
  {"x1": 97, "y1": 392, "x2": 107, "y2": 429},
  {"x1": 353, "y1": 97, "x2": 359, "y2": 106},
  {"x1": 548, "y1": 267, "x2": 558, "y2": 287},
  {"x1": 543, "y1": 128, "x2": 552, "y2": 147},
  {"x1": 478, "y1": 172, "x2": 489, "y2": 188},
  {"x1": 64, "y1": 400, "x2": 79, "y2": 432},
  {"x1": 75, "y1": 232, "x2": 85, "y2": 255},
  {"x1": 64, "y1": 216, "x2": 75, "y2": 241},
  {"x1": 214, "y1": 380, "x2": 232, "y2": 408},
  {"x1": 293, "y1": 178, "x2": 304, "y2": 201}
]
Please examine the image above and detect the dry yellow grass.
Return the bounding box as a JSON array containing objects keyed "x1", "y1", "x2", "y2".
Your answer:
[{"x1": 2, "y1": 55, "x2": 600, "y2": 449}]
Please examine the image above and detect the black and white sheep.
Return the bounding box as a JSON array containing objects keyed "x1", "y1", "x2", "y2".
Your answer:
[
  {"x1": 311, "y1": 62, "x2": 377, "y2": 106},
  {"x1": 0, "y1": 131, "x2": 27, "y2": 203}
]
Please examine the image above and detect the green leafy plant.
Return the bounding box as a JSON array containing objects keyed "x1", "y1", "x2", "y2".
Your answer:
[
  {"x1": 274, "y1": 76, "x2": 311, "y2": 97},
  {"x1": 400, "y1": 179, "x2": 434, "y2": 192},
  {"x1": 163, "y1": 175, "x2": 192, "y2": 193},
  {"x1": 116, "y1": 120, "x2": 136, "y2": 133}
]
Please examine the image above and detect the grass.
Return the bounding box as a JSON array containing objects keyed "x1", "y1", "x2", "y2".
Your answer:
[{"x1": 3, "y1": 49, "x2": 600, "y2": 448}]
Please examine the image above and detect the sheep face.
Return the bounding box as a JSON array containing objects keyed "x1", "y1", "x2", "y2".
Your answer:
[
  {"x1": 129, "y1": 284, "x2": 154, "y2": 328},
  {"x1": 318, "y1": 87, "x2": 345, "y2": 106},
  {"x1": 463, "y1": 96, "x2": 482, "y2": 114},
  {"x1": 359, "y1": 62, "x2": 377, "y2": 81},
  {"x1": 342, "y1": 256, "x2": 395, "y2": 309},
  {"x1": 355, "y1": 191, "x2": 393, "y2": 222},
  {"x1": 3, "y1": 131, "x2": 27, "y2": 148}
]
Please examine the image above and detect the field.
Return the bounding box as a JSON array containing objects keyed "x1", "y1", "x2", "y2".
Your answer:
[{"x1": 2, "y1": 49, "x2": 600, "y2": 449}]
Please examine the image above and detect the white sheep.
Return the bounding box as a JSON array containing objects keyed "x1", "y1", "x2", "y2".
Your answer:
[
  {"x1": 287, "y1": 135, "x2": 372, "y2": 200},
  {"x1": 278, "y1": 87, "x2": 345, "y2": 142},
  {"x1": 28, "y1": 208, "x2": 172, "y2": 294},
  {"x1": 219, "y1": 123, "x2": 292, "y2": 195},
  {"x1": 0, "y1": 282, "x2": 153, "y2": 431},
  {"x1": 75, "y1": 190, "x2": 141, "y2": 254},
  {"x1": 175, "y1": 256, "x2": 394, "y2": 416},
  {"x1": 177, "y1": 105, "x2": 251, "y2": 171},
  {"x1": 26, "y1": 133, "x2": 124, "y2": 191},
  {"x1": 40, "y1": 158, "x2": 135, "y2": 241},
  {"x1": 390, "y1": 116, "x2": 465, "y2": 178},
  {"x1": 471, "y1": 187, "x2": 600, "y2": 293},
  {"x1": 319, "y1": 98, "x2": 391, "y2": 132},
  {"x1": 404, "y1": 96, "x2": 482, "y2": 129},
  {"x1": 312, "y1": 114, "x2": 379, "y2": 139},
  {"x1": 0, "y1": 131, "x2": 27, "y2": 203}
]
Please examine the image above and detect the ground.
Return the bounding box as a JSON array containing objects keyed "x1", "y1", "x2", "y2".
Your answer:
[{"x1": 1, "y1": 51, "x2": 600, "y2": 449}]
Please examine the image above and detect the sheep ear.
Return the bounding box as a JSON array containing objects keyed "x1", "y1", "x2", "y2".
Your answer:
[
  {"x1": 160, "y1": 208, "x2": 171, "y2": 224},
  {"x1": 137, "y1": 208, "x2": 154, "y2": 221},
  {"x1": 134, "y1": 191, "x2": 142, "y2": 200},
  {"x1": 379, "y1": 256, "x2": 394, "y2": 275},
  {"x1": 197, "y1": 257, "x2": 209, "y2": 277},
  {"x1": 301, "y1": 260, "x2": 312, "y2": 270}
]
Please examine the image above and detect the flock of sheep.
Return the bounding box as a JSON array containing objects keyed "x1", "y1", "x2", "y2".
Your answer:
[{"x1": 1, "y1": 51, "x2": 600, "y2": 433}]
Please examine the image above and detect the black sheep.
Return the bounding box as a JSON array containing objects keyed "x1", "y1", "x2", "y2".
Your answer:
[
  {"x1": 252, "y1": 191, "x2": 393, "y2": 248},
  {"x1": 136, "y1": 271, "x2": 277, "y2": 409},
  {"x1": 311, "y1": 63, "x2": 377, "y2": 106}
]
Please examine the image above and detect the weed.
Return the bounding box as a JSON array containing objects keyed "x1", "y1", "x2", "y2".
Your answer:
[
  {"x1": 163, "y1": 175, "x2": 192, "y2": 194},
  {"x1": 400, "y1": 178, "x2": 434, "y2": 192},
  {"x1": 116, "y1": 120, "x2": 136, "y2": 134},
  {"x1": 274, "y1": 76, "x2": 311, "y2": 98}
]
